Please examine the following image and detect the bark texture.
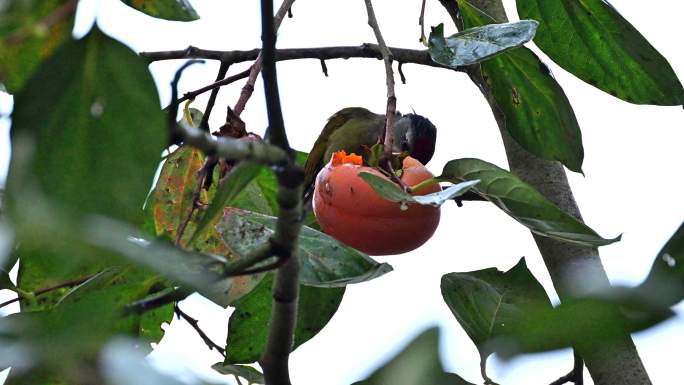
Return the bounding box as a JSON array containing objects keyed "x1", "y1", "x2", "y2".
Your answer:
[{"x1": 438, "y1": 1, "x2": 652, "y2": 384}]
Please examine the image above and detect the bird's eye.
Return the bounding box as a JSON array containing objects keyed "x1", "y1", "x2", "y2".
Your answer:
[{"x1": 401, "y1": 141, "x2": 410, "y2": 151}]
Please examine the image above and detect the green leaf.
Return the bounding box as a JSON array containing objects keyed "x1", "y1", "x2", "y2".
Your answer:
[
  {"x1": 491, "y1": 287, "x2": 673, "y2": 358},
  {"x1": 212, "y1": 363, "x2": 265, "y2": 384},
  {"x1": 1, "y1": 269, "x2": 174, "y2": 380},
  {"x1": 84, "y1": 215, "x2": 234, "y2": 307},
  {"x1": 119, "y1": 0, "x2": 199, "y2": 22},
  {"x1": 352, "y1": 328, "x2": 475, "y2": 385},
  {"x1": 0, "y1": 0, "x2": 75, "y2": 93},
  {"x1": 357, "y1": 172, "x2": 414, "y2": 204},
  {"x1": 225, "y1": 274, "x2": 344, "y2": 364},
  {"x1": 189, "y1": 161, "x2": 263, "y2": 246},
  {"x1": 441, "y1": 258, "x2": 552, "y2": 363},
  {"x1": 517, "y1": 0, "x2": 684, "y2": 105},
  {"x1": 457, "y1": 0, "x2": 584, "y2": 172},
  {"x1": 218, "y1": 208, "x2": 392, "y2": 287},
  {"x1": 439, "y1": 158, "x2": 620, "y2": 246},
  {"x1": 638, "y1": 222, "x2": 684, "y2": 307},
  {"x1": 5, "y1": 27, "x2": 172, "y2": 345},
  {"x1": 358, "y1": 172, "x2": 480, "y2": 208},
  {"x1": 8, "y1": 26, "x2": 166, "y2": 224},
  {"x1": 428, "y1": 20, "x2": 538, "y2": 67},
  {"x1": 149, "y1": 145, "x2": 265, "y2": 305}
]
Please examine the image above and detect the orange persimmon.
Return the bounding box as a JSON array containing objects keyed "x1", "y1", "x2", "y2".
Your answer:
[{"x1": 313, "y1": 152, "x2": 441, "y2": 255}]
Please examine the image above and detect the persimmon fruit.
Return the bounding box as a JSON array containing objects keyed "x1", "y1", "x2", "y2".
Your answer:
[{"x1": 313, "y1": 152, "x2": 441, "y2": 255}]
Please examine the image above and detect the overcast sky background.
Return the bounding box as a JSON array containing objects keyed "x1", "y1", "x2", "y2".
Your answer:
[{"x1": 1, "y1": 0, "x2": 683, "y2": 384}]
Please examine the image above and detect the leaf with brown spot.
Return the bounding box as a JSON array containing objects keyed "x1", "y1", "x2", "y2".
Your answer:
[{"x1": 149, "y1": 146, "x2": 263, "y2": 304}]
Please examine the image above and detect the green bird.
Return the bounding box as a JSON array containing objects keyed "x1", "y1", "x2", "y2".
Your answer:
[{"x1": 303, "y1": 107, "x2": 438, "y2": 197}]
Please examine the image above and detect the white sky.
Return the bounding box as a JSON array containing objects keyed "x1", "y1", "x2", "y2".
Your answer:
[{"x1": 1, "y1": 0, "x2": 683, "y2": 384}]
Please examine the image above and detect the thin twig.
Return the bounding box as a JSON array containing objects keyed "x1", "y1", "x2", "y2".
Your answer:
[
  {"x1": 173, "y1": 68, "x2": 251, "y2": 108},
  {"x1": 419, "y1": 0, "x2": 428, "y2": 43},
  {"x1": 174, "y1": 159, "x2": 212, "y2": 247},
  {"x1": 168, "y1": 60, "x2": 204, "y2": 144},
  {"x1": 363, "y1": 0, "x2": 397, "y2": 161},
  {"x1": 174, "y1": 304, "x2": 226, "y2": 357},
  {"x1": 233, "y1": 0, "x2": 296, "y2": 116},
  {"x1": 398, "y1": 62, "x2": 406, "y2": 84},
  {"x1": 0, "y1": 275, "x2": 93, "y2": 310},
  {"x1": 125, "y1": 287, "x2": 190, "y2": 315},
  {"x1": 550, "y1": 350, "x2": 584, "y2": 385},
  {"x1": 200, "y1": 62, "x2": 231, "y2": 131}
]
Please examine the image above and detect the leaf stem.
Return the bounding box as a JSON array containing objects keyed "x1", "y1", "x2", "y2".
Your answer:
[
  {"x1": 409, "y1": 177, "x2": 439, "y2": 193},
  {"x1": 0, "y1": 274, "x2": 94, "y2": 310}
]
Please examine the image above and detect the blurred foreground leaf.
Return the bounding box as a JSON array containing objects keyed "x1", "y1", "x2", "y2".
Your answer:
[
  {"x1": 352, "y1": 328, "x2": 474, "y2": 385},
  {"x1": 4, "y1": 26, "x2": 172, "y2": 372},
  {"x1": 0, "y1": 0, "x2": 76, "y2": 93},
  {"x1": 638, "y1": 222, "x2": 684, "y2": 307},
  {"x1": 212, "y1": 363, "x2": 265, "y2": 384}
]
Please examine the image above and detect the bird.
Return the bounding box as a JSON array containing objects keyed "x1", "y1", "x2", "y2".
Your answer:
[{"x1": 303, "y1": 107, "x2": 437, "y2": 198}]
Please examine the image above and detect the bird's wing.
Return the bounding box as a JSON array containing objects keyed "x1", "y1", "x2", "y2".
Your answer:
[{"x1": 303, "y1": 107, "x2": 376, "y2": 196}]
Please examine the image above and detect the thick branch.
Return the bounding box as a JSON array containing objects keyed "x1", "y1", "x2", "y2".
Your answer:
[
  {"x1": 257, "y1": 1, "x2": 305, "y2": 384},
  {"x1": 143, "y1": 45, "x2": 462, "y2": 108},
  {"x1": 140, "y1": 44, "x2": 459, "y2": 72},
  {"x1": 363, "y1": 0, "x2": 397, "y2": 160},
  {"x1": 437, "y1": 1, "x2": 651, "y2": 385},
  {"x1": 177, "y1": 124, "x2": 288, "y2": 165}
]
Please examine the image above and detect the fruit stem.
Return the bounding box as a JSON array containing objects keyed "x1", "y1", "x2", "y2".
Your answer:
[{"x1": 409, "y1": 177, "x2": 439, "y2": 193}]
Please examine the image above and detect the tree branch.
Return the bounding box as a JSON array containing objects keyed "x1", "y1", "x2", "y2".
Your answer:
[
  {"x1": 124, "y1": 287, "x2": 190, "y2": 315},
  {"x1": 233, "y1": 0, "x2": 296, "y2": 116},
  {"x1": 174, "y1": 304, "x2": 226, "y2": 357},
  {"x1": 437, "y1": 1, "x2": 652, "y2": 385},
  {"x1": 142, "y1": 45, "x2": 463, "y2": 110},
  {"x1": 256, "y1": 1, "x2": 305, "y2": 384},
  {"x1": 549, "y1": 350, "x2": 584, "y2": 385},
  {"x1": 419, "y1": 0, "x2": 428, "y2": 44},
  {"x1": 363, "y1": 0, "x2": 397, "y2": 162},
  {"x1": 199, "y1": 62, "x2": 231, "y2": 130},
  {"x1": 176, "y1": 124, "x2": 288, "y2": 165},
  {"x1": 140, "y1": 45, "x2": 460, "y2": 72},
  {"x1": 172, "y1": 68, "x2": 251, "y2": 108}
]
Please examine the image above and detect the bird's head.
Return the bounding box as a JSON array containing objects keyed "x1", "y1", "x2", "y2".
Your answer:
[{"x1": 393, "y1": 113, "x2": 437, "y2": 165}]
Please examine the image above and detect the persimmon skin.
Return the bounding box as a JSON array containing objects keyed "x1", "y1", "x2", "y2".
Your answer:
[{"x1": 313, "y1": 156, "x2": 441, "y2": 255}]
